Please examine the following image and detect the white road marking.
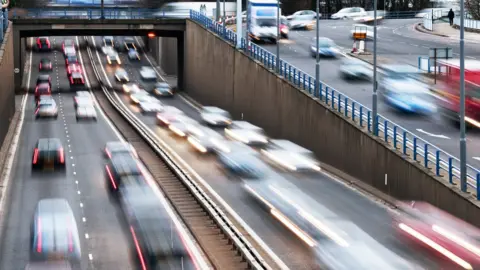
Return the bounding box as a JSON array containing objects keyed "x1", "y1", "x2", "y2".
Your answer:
[
  {"x1": 473, "y1": 157, "x2": 480, "y2": 161},
  {"x1": 416, "y1": 129, "x2": 450, "y2": 139}
]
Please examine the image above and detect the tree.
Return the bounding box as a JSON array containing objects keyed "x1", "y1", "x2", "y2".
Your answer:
[{"x1": 466, "y1": 0, "x2": 480, "y2": 20}]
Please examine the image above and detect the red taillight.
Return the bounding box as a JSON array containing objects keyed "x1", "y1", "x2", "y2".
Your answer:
[
  {"x1": 67, "y1": 226, "x2": 73, "y2": 252},
  {"x1": 47, "y1": 86, "x2": 51, "y2": 94},
  {"x1": 130, "y1": 226, "x2": 147, "y2": 270},
  {"x1": 35, "y1": 107, "x2": 40, "y2": 115},
  {"x1": 33, "y1": 148, "x2": 39, "y2": 164},
  {"x1": 81, "y1": 78, "x2": 84, "y2": 84},
  {"x1": 47, "y1": 40, "x2": 51, "y2": 48},
  {"x1": 35, "y1": 86, "x2": 38, "y2": 94},
  {"x1": 39, "y1": 63, "x2": 42, "y2": 70},
  {"x1": 105, "y1": 165, "x2": 117, "y2": 189},
  {"x1": 67, "y1": 66, "x2": 71, "y2": 74},
  {"x1": 36, "y1": 217, "x2": 42, "y2": 253},
  {"x1": 105, "y1": 148, "x2": 111, "y2": 159},
  {"x1": 58, "y1": 148, "x2": 64, "y2": 163},
  {"x1": 66, "y1": 60, "x2": 69, "y2": 65},
  {"x1": 70, "y1": 77, "x2": 73, "y2": 84}
]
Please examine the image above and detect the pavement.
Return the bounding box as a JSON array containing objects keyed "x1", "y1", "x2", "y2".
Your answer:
[{"x1": 416, "y1": 22, "x2": 480, "y2": 43}]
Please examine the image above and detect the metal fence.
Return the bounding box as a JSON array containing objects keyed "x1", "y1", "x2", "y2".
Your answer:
[
  {"x1": 189, "y1": 9, "x2": 480, "y2": 199},
  {"x1": 10, "y1": 8, "x2": 165, "y2": 19},
  {"x1": 0, "y1": 9, "x2": 7, "y2": 43},
  {"x1": 454, "y1": 17, "x2": 480, "y2": 30}
]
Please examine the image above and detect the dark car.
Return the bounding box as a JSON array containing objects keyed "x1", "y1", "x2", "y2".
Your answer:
[
  {"x1": 34, "y1": 83, "x2": 51, "y2": 102},
  {"x1": 69, "y1": 72, "x2": 85, "y2": 85},
  {"x1": 35, "y1": 99, "x2": 58, "y2": 119},
  {"x1": 36, "y1": 74, "x2": 51, "y2": 87},
  {"x1": 104, "y1": 36, "x2": 114, "y2": 47},
  {"x1": 32, "y1": 138, "x2": 65, "y2": 170},
  {"x1": 153, "y1": 82, "x2": 173, "y2": 97},
  {"x1": 105, "y1": 155, "x2": 145, "y2": 192},
  {"x1": 65, "y1": 54, "x2": 78, "y2": 66},
  {"x1": 124, "y1": 37, "x2": 137, "y2": 51},
  {"x1": 36, "y1": 37, "x2": 51, "y2": 51},
  {"x1": 30, "y1": 199, "x2": 81, "y2": 268},
  {"x1": 104, "y1": 141, "x2": 138, "y2": 159},
  {"x1": 119, "y1": 185, "x2": 188, "y2": 269},
  {"x1": 39, "y1": 58, "x2": 52, "y2": 71}
]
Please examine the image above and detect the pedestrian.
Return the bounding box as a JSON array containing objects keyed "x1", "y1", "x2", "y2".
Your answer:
[{"x1": 448, "y1": 8, "x2": 455, "y2": 26}]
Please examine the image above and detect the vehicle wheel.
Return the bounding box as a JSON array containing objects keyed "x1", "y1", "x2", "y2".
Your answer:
[
  {"x1": 342, "y1": 16, "x2": 348, "y2": 20},
  {"x1": 311, "y1": 52, "x2": 316, "y2": 58}
]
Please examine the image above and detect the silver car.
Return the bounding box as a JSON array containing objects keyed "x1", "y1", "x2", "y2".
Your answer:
[
  {"x1": 139, "y1": 66, "x2": 157, "y2": 81},
  {"x1": 115, "y1": 68, "x2": 129, "y2": 83},
  {"x1": 261, "y1": 139, "x2": 321, "y2": 172},
  {"x1": 139, "y1": 100, "x2": 163, "y2": 114},
  {"x1": 76, "y1": 106, "x2": 97, "y2": 121},
  {"x1": 200, "y1": 106, "x2": 232, "y2": 127},
  {"x1": 339, "y1": 58, "x2": 372, "y2": 80},
  {"x1": 224, "y1": 121, "x2": 268, "y2": 146},
  {"x1": 35, "y1": 99, "x2": 58, "y2": 119}
]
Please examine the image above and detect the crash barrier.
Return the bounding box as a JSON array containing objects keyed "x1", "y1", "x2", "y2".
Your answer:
[
  {"x1": 417, "y1": 56, "x2": 447, "y2": 73},
  {"x1": 46, "y1": 0, "x2": 140, "y2": 6},
  {"x1": 190, "y1": 9, "x2": 480, "y2": 199},
  {"x1": 10, "y1": 8, "x2": 180, "y2": 19},
  {"x1": 454, "y1": 17, "x2": 480, "y2": 30}
]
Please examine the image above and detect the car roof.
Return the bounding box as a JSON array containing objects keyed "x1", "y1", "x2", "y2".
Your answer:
[
  {"x1": 268, "y1": 139, "x2": 311, "y2": 153},
  {"x1": 64, "y1": 39, "x2": 74, "y2": 44},
  {"x1": 67, "y1": 54, "x2": 77, "y2": 58},
  {"x1": 77, "y1": 106, "x2": 95, "y2": 111},
  {"x1": 107, "y1": 51, "x2": 118, "y2": 57},
  {"x1": 109, "y1": 155, "x2": 142, "y2": 175},
  {"x1": 39, "y1": 99, "x2": 56, "y2": 105},
  {"x1": 106, "y1": 141, "x2": 133, "y2": 151},
  {"x1": 231, "y1": 121, "x2": 261, "y2": 130},
  {"x1": 37, "y1": 138, "x2": 62, "y2": 150},
  {"x1": 202, "y1": 106, "x2": 227, "y2": 114},
  {"x1": 71, "y1": 72, "x2": 83, "y2": 78},
  {"x1": 36, "y1": 198, "x2": 72, "y2": 215}
]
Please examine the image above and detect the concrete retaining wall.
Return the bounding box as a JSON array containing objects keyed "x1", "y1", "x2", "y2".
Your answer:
[
  {"x1": 158, "y1": 37, "x2": 178, "y2": 76},
  {"x1": 184, "y1": 20, "x2": 480, "y2": 225},
  {"x1": 0, "y1": 23, "x2": 16, "y2": 148}
]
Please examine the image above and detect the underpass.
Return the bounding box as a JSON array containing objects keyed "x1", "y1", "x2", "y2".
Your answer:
[{"x1": 0, "y1": 7, "x2": 479, "y2": 270}]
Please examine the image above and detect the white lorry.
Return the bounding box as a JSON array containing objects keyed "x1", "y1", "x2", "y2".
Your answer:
[{"x1": 247, "y1": 0, "x2": 279, "y2": 44}]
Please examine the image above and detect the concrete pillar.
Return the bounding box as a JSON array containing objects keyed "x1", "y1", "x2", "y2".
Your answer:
[
  {"x1": 13, "y1": 28, "x2": 22, "y2": 93},
  {"x1": 159, "y1": 37, "x2": 178, "y2": 76},
  {"x1": 177, "y1": 33, "x2": 184, "y2": 91}
]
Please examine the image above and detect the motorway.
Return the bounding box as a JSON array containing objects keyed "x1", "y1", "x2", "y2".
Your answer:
[
  {"x1": 86, "y1": 35, "x2": 458, "y2": 269},
  {"x1": 0, "y1": 36, "x2": 196, "y2": 270},
  {"x1": 261, "y1": 18, "x2": 480, "y2": 169}
]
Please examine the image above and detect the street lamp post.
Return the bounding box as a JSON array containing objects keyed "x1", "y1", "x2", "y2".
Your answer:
[
  {"x1": 236, "y1": 0, "x2": 243, "y2": 49},
  {"x1": 314, "y1": 0, "x2": 320, "y2": 94},
  {"x1": 276, "y1": 0, "x2": 280, "y2": 73},
  {"x1": 372, "y1": 0, "x2": 378, "y2": 135},
  {"x1": 216, "y1": 0, "x2": 220, "y2": 21},
  {"x1": 460, "y1": 0, "x2": 467, "y2": 191}
]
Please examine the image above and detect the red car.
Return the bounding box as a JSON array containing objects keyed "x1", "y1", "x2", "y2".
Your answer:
[
  {"x1": 39, "y1": 58, "x2": 52, "y2": 71},
  {"x1": 67, "y1": 64, "x2": 82, "y2": 76},
  {"x1": 36, "y1": 37, "x2": 51, "y2": 51},
  {"x1": 69, "y1": 72, "x2": 85, "y2": 85},
  {"x1": 35, "y1": 83, "x2": 51, "y2": 102}
]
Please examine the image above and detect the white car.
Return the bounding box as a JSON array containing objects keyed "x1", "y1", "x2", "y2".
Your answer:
[
  {"x1": 261, "y1": 139, "x2": 321, "y2": 172},
  {"x1": 287, "y1": 10, "x2": 317, "y2": 20},
  {"x1": 331, "y1": 7, "x2": 367, "y2": 19},
  {"x1": 139, "y1": 66, "x2": 157, "y2": 81},
  {"x1": 224, "y1": 121, "x2": 268, "y2": 146},
  {"x1": 106, "y1": 51, "x2": 121, "y2": 65},
  {"x1": 122, "y1": 83, "x2": 142, "y2": 94},
  {"x1": 287, "y1": 10, "x2": 317, "y2": 30},
  {"x1": 167, "y1": 115, "x2": 198, "y2": 138},
  {"x1": 139, "y1": 100, "x2": 163, "y2": 114},
  {"x1": 115, "y1": 68, "x2": 129, "y2": 82},
  {"x1": 128, "y1": 49, "x2": 140, "y2": 61},
  {"x1": 76, "y1": 106, "x2": 97, "y2": 121},
  {"x1": 200, "y1": 106, "x2": 232, "y2": 127},
  {"x1": 130, "y1": 91, "x2": 151, "y2": 104},
  {"x1": 187, "y1": 126, "x2": 227, "y2": 153}
]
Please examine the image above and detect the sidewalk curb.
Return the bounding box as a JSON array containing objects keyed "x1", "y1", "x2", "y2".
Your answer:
[
  {"x1": 414, "y1": 23, "x2": 449, "y2": 37},
  {"x1": 452, "y1": 24, "x2": 480, "y2": 34}
]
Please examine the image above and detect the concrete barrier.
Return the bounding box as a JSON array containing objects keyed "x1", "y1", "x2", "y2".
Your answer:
[
  {"x1": 156, "y1": 37, "x2": 178, "y2": 76},
  {"x1": 0, "y1": 22, "x2": 16, "y2": 148},
  {"x1": 184, "y1": 20, "x2": 480, "y2": 225}
]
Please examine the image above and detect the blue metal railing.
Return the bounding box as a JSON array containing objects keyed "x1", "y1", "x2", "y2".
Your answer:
[
  {"x1": 0, "y1": 9, "x2": 7, "y2": 43},
  {"x1": 189, "y1": 10, "x2": 480, "y2": 199},
  {"x1": 10, "y1": 8, "x2": 176, "y2": 19}
]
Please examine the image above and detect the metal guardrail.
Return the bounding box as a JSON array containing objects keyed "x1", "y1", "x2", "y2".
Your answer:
[
  {"x1": 190, "y1": 10, "x2": 480, "y2": 199},
  {"x1": 85, "y1": 41, "x2": 272, "y2": 270},
  {"x1": 454, "y1": 17, "x2": 480, "y2": 30},
  {"x1": 10, "y1": 8, "x2": 174, "y2": 19}
]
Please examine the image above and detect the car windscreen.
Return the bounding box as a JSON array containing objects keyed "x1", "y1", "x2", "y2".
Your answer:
[{"x1": 256, "y1": 18, "x2": 276, "y2": 27}]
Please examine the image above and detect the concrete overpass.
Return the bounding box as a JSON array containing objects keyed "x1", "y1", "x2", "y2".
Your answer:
[{"x1": 7, "y1": 8, "x2": 480, "y2": 229}]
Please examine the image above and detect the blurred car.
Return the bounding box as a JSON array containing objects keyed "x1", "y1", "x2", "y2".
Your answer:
[
  {"x1": 339, "y1": 58, "x2": 372, "y2": 80},
  {"x1": 34, "y1": 83, "x2": 51, "y2": 102},
  {"x1": 139, "y1": 100, "x2": 164, "y2": 115},
  {"x1": 25, "y1": 261, "x2": 72, "y2": 270},
  {"x1": 310, "y1": 37, "x2": 337, "y2": 58},
  {"x1": 217, "y1": 141, "x2": 266, "y2": 178},
  {"x1": 119, "y1": 184, "x2": 188, "y2": 269},
  {"x1": 156, "y1": 106, "x2": 185, "y2": 126},
  {"x1": 331, "y1": 7, "x2": 367, "y2": 19},
  {"x1": 36, "y1": 37, "x2": 51, "y2": 51},
  {"x1": 128, "y1": 49, "x2": 141, "y2": 61},
  {"x1": 130, "y1": 90, "x2": 151, "y2": 104},
  {"x1": 106, "y1": 50, "x2": 121, "y2": 65},
  {"x1": 63, "y1": 47, "x2": 76, "y2": 58},
  {"x1": 67, "y1": 63, "x2": 82, "y2": 76},
  {"x1": 30, "y1": 199, "x2": 81, "y2": 267},
  {"x1": 35, "y1": 99, "x2": 58, "y2": 119},
  {"x1": 139, "y1": 66, "x2": 157, "y2": 81},
  {"x1": 224, "y1": 121, "x2": 268, "y2": 146},
  {"x1": 74, "y1": 96, "x2": 94, "y2": 109},
  {"x1": 350, "y1": 24, "x2": 373, "y2": 39},
  {"x1": 124, "y1": 37, "x2": 137, "y2": 51},
  {"x1": 36, "y1": 95, "x2": 53, "y2": 106},
  {"x1": 261, "y1": 139, "x2": 321, "y2": 172},
  {"x1": 287, "y1": 10, "x2": 317, "y2": 20},
  {"x1": 36, "y1": 74, "x2": 51, "y2": 87},
  {"x1": 380, "y1": 65, "x2": 436, "y2": 114},
  {"x1": 69, "y1": 72, "x2": 85, "y2": 86},
  {"x1": 39, "y1": 58, "x2": 52, "y2": 71},
  {"x1": 393, "y1": 201, "x2": 480, "y2": 270},
  {"x1": 65, "y1": 53, "x2": 78, "y2": 66},
  {"x1": 62, "y1": 39, "x2": 75, "y2": 55},
  {"x1": 105, "y1": 154, "x2": 145, "y2": 192},
  {"x1": 153, "y1": 82, "x2": 173, "y2": 97},
  {"x1": 115, "y1": 68, "x2": 130, "y2": 83},
  {"x1": 104, "y1": 141, "x2": 138, "y2": 159},
  {"x1": 167, "y1": 115, "x2": 198, "y2": 138},
  {"x1": 32, "y1": 138, "x2": 65, "y2": 170},
  {"x1": 280, "y1": 16, "x2": 289, "y2": 39},
  {"x1": 76, "y1": 91, "x2": 91, "y2": 98},
  {"x1": 200, "y1": 106, "x2": 232, "y2": 127},
  {"x1": 76, "y1": 106, "x2": 97, "y2": 121},
  {"x1": 187, "y1": 126, "x2": 228, "y2": 154},
  {"x1": 122, "y1": 83, "x2": 142, "y2": 94},
  {"x1": 103, "y1": 36, "x2": 115, "y2": 47}
]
